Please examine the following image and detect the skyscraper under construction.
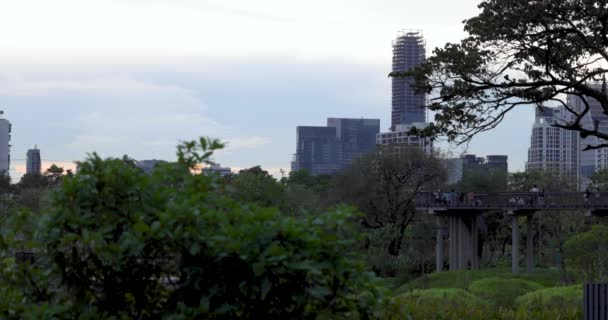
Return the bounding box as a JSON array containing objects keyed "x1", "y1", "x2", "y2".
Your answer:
[{"x1": 391, "y1": 30, "x2": 426, "y2": 129}]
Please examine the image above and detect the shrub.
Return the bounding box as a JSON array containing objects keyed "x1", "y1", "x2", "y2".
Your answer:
[
  {"x1": 468, "y1": 277, "x2": 543, "y2": 308},
  {"x1": 564, "y1": 225, "x2": 608, "y2": 282},
  {"x1": 387, "y1": 288, "x2": 493, "y2": 319},
  {"x1": 514, "y1": 285, "x2": 582, "y2": 319},
  {"x1": 396, "y1": 268, "x2": 562, "y2": 293},
  {"x1": 0, "y1": 138, "x2": 386, "y2": 319}
]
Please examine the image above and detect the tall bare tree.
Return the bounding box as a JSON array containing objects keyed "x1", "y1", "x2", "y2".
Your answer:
[{"x1": 331, "y1": 146, "x2": 446, "y2": 256}]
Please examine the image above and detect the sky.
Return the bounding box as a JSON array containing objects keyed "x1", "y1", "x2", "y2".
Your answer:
[{"x1": 0, "y1": 0, "x2": 534, "y2": 179}]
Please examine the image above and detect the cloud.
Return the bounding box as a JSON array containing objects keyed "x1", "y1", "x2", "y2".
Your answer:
[
  {"x1": 0, "y1": 75, "x2": 194, "y2": 97},
  {"x1": 225, "y1": 137, "x2": 271, "y2": 150}
]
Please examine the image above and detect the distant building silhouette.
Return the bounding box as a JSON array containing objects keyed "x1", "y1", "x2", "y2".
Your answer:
[
  {"x1": 136, "y1": 159, "x2": 163, "y2": 174},
  {"x1": 0, "y1": 112, "x2": 11, "y2": 175},
  {"x1": 202, "y1": 163, "x2": 232, "y2": 177},
  {"x1": 391, "y1": 30, "x2": 426, "y2": 129},
  {"x1": 292, "y1": 118, "x2": 380, "y2": 175},
  {"x1": 26, "y1": 146, "x2": 41, "y2": 175},
  {"x1": 461, "y1": 154, "x2": 508, "y2": 172},
  {"x1": 327, "y1": 118, "x2": 380, "y2": 167}
]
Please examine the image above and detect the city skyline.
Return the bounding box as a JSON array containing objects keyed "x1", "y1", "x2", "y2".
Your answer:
[{"x1": 0, "y1": 0, "x2": 533, "y2": 180}]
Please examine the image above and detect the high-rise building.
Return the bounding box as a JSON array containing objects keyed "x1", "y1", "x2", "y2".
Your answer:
[
  {"x1": 0, "y1": 112, "x2": 11, "y2": 175},
  {"x1": 292, "y1": 118, "x2": 380, "y2": 175},
  {"x1": 327, "y1": 118, "x2": 380, "y2": 166},
  {"x1": 376, "y1": 122, "x2": 433, "y2": 154},
  {"x1": 526, "y1": 107, "x2": 579, "y2": 182},
  {"x1": 391, "y1": 30, "x2": 426, "y2": 129},
  {"x1": 568, "y1": 82, "x2": 608, "y2": 186},
  {"x1": 292, "y1": 126, "x2": 341, "y2": 175},
  {"x1": 202, "y1": 163, "x2": 232, "y2": 177},
  {"x1": 26, "y1": 146, "x2": 41, "y2": 175}
]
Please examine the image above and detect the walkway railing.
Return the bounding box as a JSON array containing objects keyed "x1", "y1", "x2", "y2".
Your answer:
[{"x1": 415, "y1": 192, "x2": 608, "y2": 210}]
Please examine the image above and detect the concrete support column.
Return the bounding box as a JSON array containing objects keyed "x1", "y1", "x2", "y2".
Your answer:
[
  {"x1": 458, "y1": 216, "x2": 466, "y2": 270},
  {"x1": 448, "y1": 216, "x2": 455, "y2": 271},
  {"x1": 471, "y1": 216, "x2": 479, "y2": 269},
  {"x1": 436, "y1": 216, "x2": 444, "y2": 272},
  {"x1": 512, "y1": 215, "x2": 520, "y2": 274},
  {"x1": 526, "y1": 214, "x2": 534, "y2": 273}
]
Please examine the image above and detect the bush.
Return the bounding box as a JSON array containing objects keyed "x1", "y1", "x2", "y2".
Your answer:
[
  {"x1": 564, "y1": 225, "x2": 608, "y2": 282},
  {"x1": 387, "y1": 288, "x2": 493, "y2": 319},
  {"x1": 468, "y1": 277, "x2": 543, "y2": 308},
  {"x1": 396, "y1": 268, "x2": 562, "y2": 293},
  {"x1": 0, "y1": 138, "x2": 386, "y2": 319},
  {"x1": 514, "y1": 285, "x2": 582, "y2": 319}
]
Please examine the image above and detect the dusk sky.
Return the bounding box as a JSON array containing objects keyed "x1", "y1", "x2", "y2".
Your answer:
[{"x1": 0, "y1": 0, "x2": 534, "y2": 179}]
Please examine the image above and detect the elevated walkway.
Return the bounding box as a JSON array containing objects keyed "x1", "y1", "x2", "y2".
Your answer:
[
  {"x1": 416, "y1": 192, "x2": 608, "y2": 274},
  {"x1": 416, "y1": 192, "x2": 608, "y2": 214}
]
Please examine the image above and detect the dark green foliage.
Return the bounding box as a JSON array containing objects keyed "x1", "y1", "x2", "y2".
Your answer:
[
  {"x1": 564, "y1": 225, "x2": 608, "y2": 282},
  {"x1": 365, "y1": 215, "x2": 436, "y2": 279},
  {"x1": 590, "y1": 167, "x2": 608, "y2": 191},
  {"x1": 229, "y1": 165, "x2": 287, "y2": 209},
  {"x1": 514, "y1": 285, "x2": 582, "y2": 319},
  {"x1": 396, "y1": 268, "x2": 562, "y2": 293},
  {"x1": 284, "y1": 170, "x2": 331, "y2": 195},
  {"x1": 281, "y1": 170, "x2": 331, "y2": 215},
  {"x1": 509, "y1": 170, "x2": 577, "y2": 192},
  {"x1": 468, "y1": 277, "x2": 543, "y2": 308},
  {"x1": 455, "y1": 168, "x2": 507, "y2": 192},
  {"x1": 389, "y1": 269, "x2": 580, "y2": 319},
  {"x1": 387, "y1": 289, "x2": 492, "y2": 319},
  {"x1": 331, "y1": 146, "x2": 446, "y2": 256},
  {"x1": 0, "y1": 138, "x2": 384, "y2": 319}
]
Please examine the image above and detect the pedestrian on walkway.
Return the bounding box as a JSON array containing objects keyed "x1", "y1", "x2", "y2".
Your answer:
[
  {"x1": 530, "y1": 184, "x2": 541, "y2": 206},
  {"x1": 467, "y1": 191, "x2": 475, "y2": 205},
  {"x1": 585, "y1": 187, "x2": 591, "y2": 205}
]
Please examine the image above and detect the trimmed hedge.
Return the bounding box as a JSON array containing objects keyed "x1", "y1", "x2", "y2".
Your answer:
[
  {"x1": 468, "y1": 277, "x2": 543, "y2": 308},
  {"x1": 514, "y1": 285, "x2": 582, "y2": 319},
  {"x1": 387, "y1": 288, "x2": 492, "y2": 319}
]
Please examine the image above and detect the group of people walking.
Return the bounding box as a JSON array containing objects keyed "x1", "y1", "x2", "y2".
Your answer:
[
  {"x1": 433, "y1": 189, "x2": 481, "y2": 207},
  {"x1": 426, "y1": 184, "x2": 607, "y2": 208}
]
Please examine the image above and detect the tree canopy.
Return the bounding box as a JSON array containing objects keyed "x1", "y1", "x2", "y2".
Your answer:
[
  {"x1": 396, "y1": 0, "x2": 608, "y2": 150},
  {"x1": 0, "y1": 138, "x2": 385, "y2": 319}
]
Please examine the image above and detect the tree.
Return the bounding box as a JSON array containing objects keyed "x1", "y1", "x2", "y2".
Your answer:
[
  {"x1": 565, "y1": 225, "x2": 608, "y2": 282},
  {"x1": 331, "y1": 146, "x2": 446, "y2": 256},
  {"x1": 229, "y1": 166, "x2": 286, "y2": 209},
  {"x1": 590, "y1": 166, "x2": 608, "y2": 190},
  {"x1": 282, "y1": 170, "x2": 332, "y2": 215},
  {"x1": 0, "y1": 138, "x2": 385, "y2": 318},
  {"x1": 454, "y1": 167, "x2": 507, "y2": 192},
  {"x1": 396, "y1": 0, "x2": 608, "y2": 150},
  {"x1": 508, "y1": 170, "x2": 577, "y2": 192},
  {"x1": 43, "y1": 164, "x2": 64, "y2": 186}
]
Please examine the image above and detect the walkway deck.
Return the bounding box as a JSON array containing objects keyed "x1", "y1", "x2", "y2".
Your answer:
[{"x1": 415, "y1": 192, "x2": 608, "y2": 211}]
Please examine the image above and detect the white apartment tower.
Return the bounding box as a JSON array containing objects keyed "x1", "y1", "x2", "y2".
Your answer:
[
  {"x1": 376, "y1": 122, "x2": 433, "y2": 154},
  {"x1": 0, "y1": 112, "x2": 11, "y2": 175},
  {"x1": 568, "y1": 83, "x2": 608, "y2": 186},
  {"x1": 526, "y1": 82, "x2": 608, "y2": 189},
  {"x1": 526, "y1": 107, "x2": 579, "y2": 182}
]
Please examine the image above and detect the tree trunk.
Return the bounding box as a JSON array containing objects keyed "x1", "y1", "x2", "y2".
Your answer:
[{"x1": 387, "y1": 223, "x2": 408, "y2": 256}]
